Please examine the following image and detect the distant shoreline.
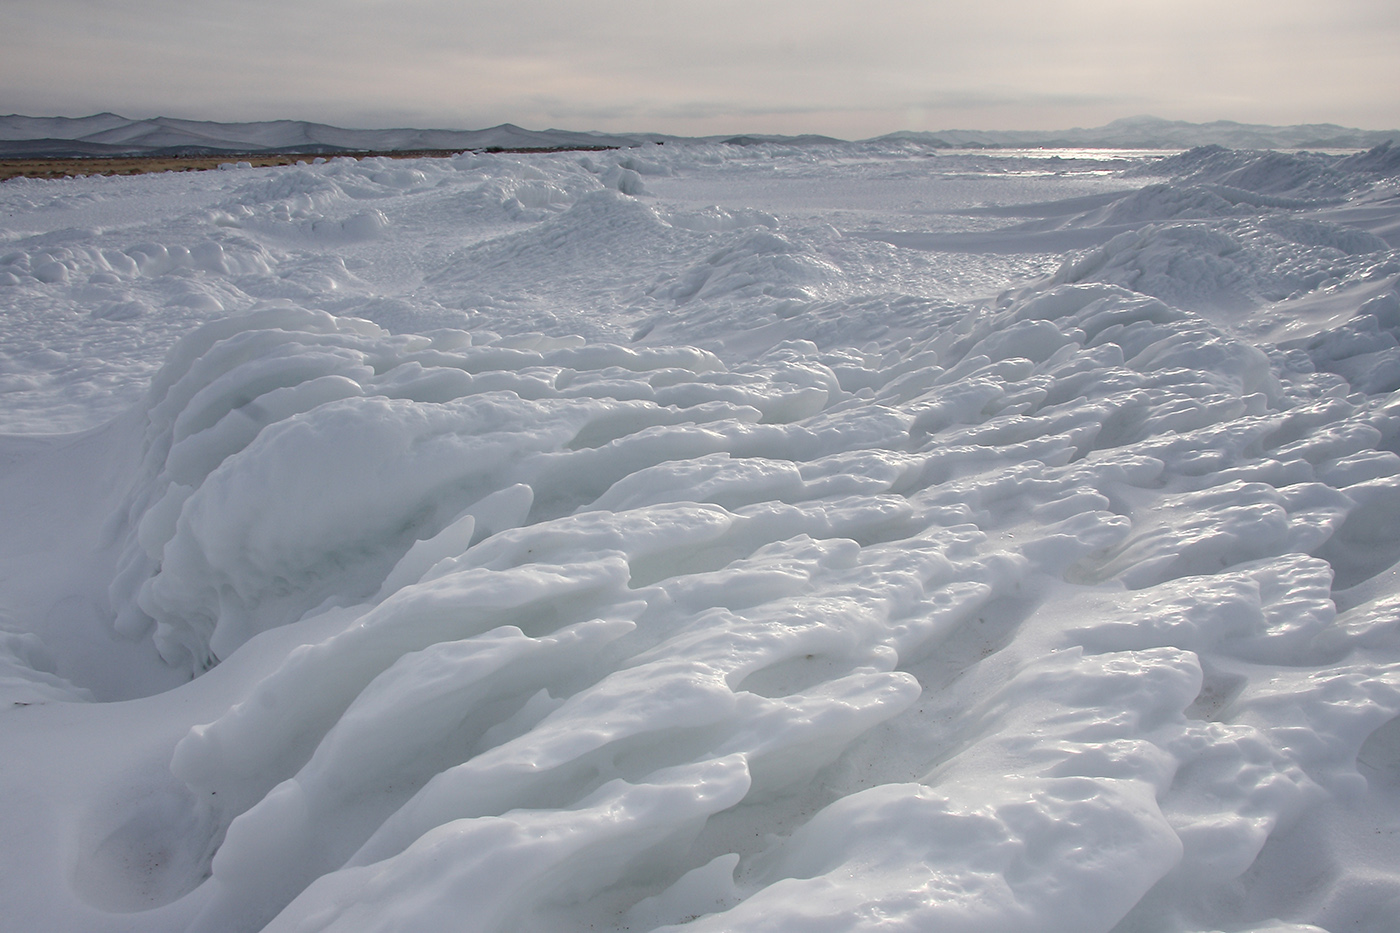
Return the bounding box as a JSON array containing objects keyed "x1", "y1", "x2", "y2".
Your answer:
[{"x1": 0, "y1": 145, "x2": 622, "y2": 182}]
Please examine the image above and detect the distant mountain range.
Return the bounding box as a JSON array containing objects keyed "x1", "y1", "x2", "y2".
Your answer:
[
  {"x1": 0, "y1": 113, "x2": 1395, "y2": 159},
  {"x1": 878, "y1": 115, "x2": 1400, "y2": 151},
  {"x1": 0, "y1": 114, "x2": 661, "y2": 159}
]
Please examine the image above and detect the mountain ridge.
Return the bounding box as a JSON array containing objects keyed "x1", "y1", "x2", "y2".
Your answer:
[
  {"x1": 1, "y1": 113, "x2": 1396, "y2": 158},
  {"x1": 875, "y1": 114, "x2": 1399, "y2": 150}
]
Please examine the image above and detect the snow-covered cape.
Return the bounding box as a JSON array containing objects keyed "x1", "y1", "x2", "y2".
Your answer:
[{"x1": 2, "y1": 137, "x2": 1400, "y2": 932}]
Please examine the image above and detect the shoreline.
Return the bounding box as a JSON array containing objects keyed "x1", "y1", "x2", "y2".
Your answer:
[{"x1": 0, "y1": 145, "x2": 621, "y2": 182}]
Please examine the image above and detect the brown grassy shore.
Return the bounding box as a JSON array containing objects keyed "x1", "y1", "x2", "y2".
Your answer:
[{"x1": 0, "y1": 146, "x2": 618, "y2": 182}]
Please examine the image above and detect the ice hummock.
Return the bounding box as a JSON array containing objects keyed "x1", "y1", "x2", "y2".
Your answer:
[{"x1": 3, "y1": 138, "x2": 1400, "y2": 933}]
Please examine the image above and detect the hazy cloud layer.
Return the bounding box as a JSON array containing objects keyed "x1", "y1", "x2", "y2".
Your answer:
[{"x1": 4, "y1": 0, "x2": 1397, "y2": 135}]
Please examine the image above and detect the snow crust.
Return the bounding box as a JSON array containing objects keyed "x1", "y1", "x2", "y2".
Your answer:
[{"x1": 3, "y1": 139, "x2": 1400, "y2": 933}]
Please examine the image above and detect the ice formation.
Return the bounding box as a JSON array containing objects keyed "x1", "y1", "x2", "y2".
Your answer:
[{"x1": 2, "y1": 138, "x2": 1400, "y2": 932}]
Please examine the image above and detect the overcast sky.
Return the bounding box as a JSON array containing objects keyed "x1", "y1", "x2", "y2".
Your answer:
[{"x1": 4, "y1": 0, "x2": 1398, "y2": 137}]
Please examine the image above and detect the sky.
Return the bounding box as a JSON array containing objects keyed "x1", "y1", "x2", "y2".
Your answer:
[{"x1": 3, "y1": 0, "x2": 1398, "y2": 138}]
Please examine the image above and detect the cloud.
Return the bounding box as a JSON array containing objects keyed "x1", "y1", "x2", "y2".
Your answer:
[{"x1": 1, "y1": 0, "x2": 1396, "y2": 135}]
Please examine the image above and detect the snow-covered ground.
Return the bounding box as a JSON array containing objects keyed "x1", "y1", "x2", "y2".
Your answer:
[{"x1": 3, "y1": 137, "x2": 1400, "y2": 933}]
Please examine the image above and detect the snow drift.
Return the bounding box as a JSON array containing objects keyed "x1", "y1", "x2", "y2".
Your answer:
[{"x1": 3, "y1": 139, "x2": 1400, "y2": 933}]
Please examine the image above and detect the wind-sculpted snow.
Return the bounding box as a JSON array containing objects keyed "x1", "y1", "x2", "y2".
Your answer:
[{"x1": 4, "y1": 140, "x2": 1400, "y2": 933}]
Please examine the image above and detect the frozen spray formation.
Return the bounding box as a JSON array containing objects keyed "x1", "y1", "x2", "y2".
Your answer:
[{"x1": 2, "y1": 139, "x2": 1400, "y2": 932}]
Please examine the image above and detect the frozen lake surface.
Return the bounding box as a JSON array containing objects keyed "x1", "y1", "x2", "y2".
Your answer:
[{"x1": 3, "y1": 138, "x2": 1400, "y2": 932}]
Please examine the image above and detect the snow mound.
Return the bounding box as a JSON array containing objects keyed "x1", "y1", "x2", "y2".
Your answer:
[
  {"x1": 0, "y1": 626, "x2": 92, "y2": 704},
  {"x1": 1080, "y1": 183, "x2": 1250, "y2": 224},
  {"x1": 1130, "y1": 146, "x2": 1359, "y2": 200},
  {"x1": 1340, "y1": 141, "x2": 1400, "y2": 176},
  {"x1": 1050, "y1": 218, "x2": 1394, "y2": 312},
  {"x1": 1278, "y1": 288, "x2": 1400, "y2": 394}
]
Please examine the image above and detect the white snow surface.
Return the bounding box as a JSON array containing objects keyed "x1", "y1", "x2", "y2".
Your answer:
[{"x1": 3, "y1": 140, "x2": 1400, "y2": 933}]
